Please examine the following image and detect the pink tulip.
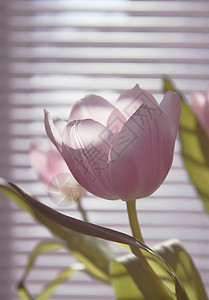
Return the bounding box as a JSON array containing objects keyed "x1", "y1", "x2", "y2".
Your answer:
[
  {"x1": 44, "y1": 85, "x2": 181, "y2": 201},
  {"x1": 30, "y1": 142, "x2": 85, "y2": 201},
  {"x1": 191, "y1": 89, "x2": 209, "y2": 137}
]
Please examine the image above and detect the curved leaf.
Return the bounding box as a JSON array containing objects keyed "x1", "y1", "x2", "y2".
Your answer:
[
  {"x1": 17, "y1": 240, "x2": 68, "y2": 299},
  {"x1": 17, "y1": 282, "x2": 33, "y2": 300},
  {"x1": 163, "y1": 77, "x2": 209, "y2": 213},
  {"x1": 36, "y1": 264, "x2": 84, "y2": 300},
  {"x1": 154, "y1": 239, "x2": 208, "y2": 300},
  {"x1": 111, "y1": 253, "x2": 175, "y2": 300},
  {"x1": 18, "y1": 263, "x2": 84, "y2": 300},
  {"x1": 0, "y1": 178, "x2": 113, "y2": 283},
  {"x1": 111, "y1": 258, "x2": 145, "y2": 300},
  {"x1": 112, "y1": 239, "x2": 208, "y2": 300},
  {"x1": 20, "y1": 240, "x2": 65, "y2": 282},
  {"x1": 0, "y1": 179, "x2": 188, "y2": 299}
]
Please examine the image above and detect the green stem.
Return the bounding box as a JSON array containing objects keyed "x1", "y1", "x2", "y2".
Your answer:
[
  {"x1": 127, "y1": 200, "x2": 172, "y2": 300},
  {"x1": 132, "y1": 247, "x2": 173, "y2": 300},
  {"x1": 77, "y1": 199, "x2": 88, "y2": 222},
  {"x1": 126, "y1": 200, "x2": 144, "y2": 243}
]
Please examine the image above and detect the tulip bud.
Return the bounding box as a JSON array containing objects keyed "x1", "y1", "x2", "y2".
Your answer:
[{"x1": 44, "y1": 85, "x2": 181, "y2": 201}]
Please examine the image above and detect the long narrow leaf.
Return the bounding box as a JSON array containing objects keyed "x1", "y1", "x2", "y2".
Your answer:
[
  {"x1": 36, "y1": 264, "x2": 85, "y2": 300},
  {"x1": 0, "y1": 179, "x2": 113, "y2": 283},
  {"x1": 17, "y1": 240, "x2": 85, "y2": 300},
  {"x1": 18, "y1": 264, "x2": 84, "y2": 300},
  {"x1": 20, "y1": 240, "x2": 65, "y2": 282},
  {"x1": 154, "y1": 239, "x2": 208, "y2": 300},
  {"x1": 111, "y1": 253, "x2": 175, "y2": 300},
  {"x1": 112, "y1": 239, "x2": 208, "y2": 300},
  {"x1": 0, "y1": 179, "x2": 188, "y2": 299},
  {"x1": 111, "y1": 258, "x2": 145, "y2": 300},
  {"x1": 17, "y1": 282, "x2": 33, "y2": 300}
]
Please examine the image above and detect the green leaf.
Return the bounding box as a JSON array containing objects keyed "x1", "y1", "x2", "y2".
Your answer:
[
  {"x1": 17, "y1": 282, "x2": 33, "y2": 300},
  {"x1": 111, "y1": 239, "x2": 208, "y2": 300},
  {"x1": 153, "y1": 239, "x2": 208, "y2": 300},
  {"x1": 111, "y1": 257, "x2": 144, "y2": 300},
  {"x1": 18, "y1": 263, "x2": 84, "y2": 300},
  {"x1": 17, "y1": 240, "x2": 67, "y2": 299},
  {"x1": 17, "y1": 240, "x2": 84, "y2": 300},
  {"x1": 0, "y1": 179, "x2": 188, "y2": 299},
  {"x1": 20, "y1": 240, "x2": 65, "y2": 282},
  {"x1": 36, "y1": 264, "x2": 84, "y2": 300},
  {"x1": 111, "y1": 253, "x2": 175, "y2": 300},
  {"x1": 163, "y1": 76, "x2": 209, "y2": 213},
  {"x1": 0, "y1": 179, "x2": 113, "y2": 284}
]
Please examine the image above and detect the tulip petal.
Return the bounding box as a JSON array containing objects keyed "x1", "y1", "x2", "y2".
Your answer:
[
  {"x1": 62, "y1": 119, "x2": 119, "y2": 200},
  {"x1": 191, "y1": 91, "x2": 209, "y2": 136},
  {"x1": 69, "y1": 94, "x2": 125, "y2": 130},
  {"x1": 110, "y1": 104, "x2": 176, "y2": 201},
  {"x1": 160, "y1": 91, "x2": 181, "y2": 138},
  {"x1": 115, "y1": 84, "x2": 158, "y2": 120},
  {"x1": 30, "y1": 142, "x2": 69, "y2": 185},
  {"x1": 204, "y1": 92, "x2": 209, "y2": 133},
  {"x1": 191, "y1": 92, "x2": 205, "y2": 125},
  {"x1": 44, "y1": 109, "x2": 66, "y2": 152}
]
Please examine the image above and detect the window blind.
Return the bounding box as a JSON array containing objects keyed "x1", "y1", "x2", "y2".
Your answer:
[{"x1": 0, "y1": 0, "x2": 209, "y2": 299}]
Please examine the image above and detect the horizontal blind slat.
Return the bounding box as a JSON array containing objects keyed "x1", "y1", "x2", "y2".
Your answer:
[{"x1": 7, "y1": 1, "x2": 209, "y2": 14}]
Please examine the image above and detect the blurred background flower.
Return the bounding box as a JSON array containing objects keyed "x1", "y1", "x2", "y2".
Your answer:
[
  {"x1": 192, "y1": 88, "x2": 209, "y2": 137},
  {"x1": 30, "y1": 142, "x2": 85, "y2": 207}
]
